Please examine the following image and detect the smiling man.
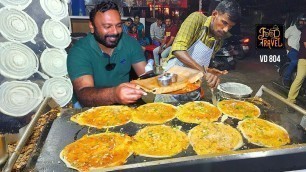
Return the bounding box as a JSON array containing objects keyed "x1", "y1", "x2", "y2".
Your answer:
[
  {"x1": 164, "y1": 0, "x2": 241, "y2": 89},
  {"x1": 67, "y1": 1, "x2": 147, "y2": 108}
]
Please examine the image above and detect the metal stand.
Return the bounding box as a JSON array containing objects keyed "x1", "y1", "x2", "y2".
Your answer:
[
  {"x1": 255, "y1": 85, "x2": 306, "y2": 116},
  {"x1": 2, "y1": 97, "x2": 59, "y2": 172},
  {"x1": 255, "y1": 85, "x2": 306, "y2": 130}
]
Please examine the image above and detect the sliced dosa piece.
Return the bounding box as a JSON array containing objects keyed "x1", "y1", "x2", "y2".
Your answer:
[
  {"x1": 176, "y1": 101, "x2": 222, "y2": 124},
  {"x1": 60, "y1": 133, "x2": 132, "y2": 172},
  {"x1": 170, "y1": 82, "x2": 200, "y2": 94},
  {"x1": 133, "y1": 125, "x2": 189, "y2": 158},
  {"x1": 71, "y1": 105, "x2": 133, "y2": 129},
  {"x1": 237, "y1": 118, "x2": 290, "y2": 147},
  {"x1": 131, "y1": 77, "x2": 188, "y2": 94},
  {"x1": 188, "y1": 122, "x2": 243, "y2": 155},
  {"x1": 217, "y1": 99, "x2": 261, "y2": 120},
  {"x1": 132, "y1": 102, "x2": 177, "y2": 124}
]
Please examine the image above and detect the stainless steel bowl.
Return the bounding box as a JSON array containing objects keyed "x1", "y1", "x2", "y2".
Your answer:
[
  {"x1": 164, "y1": 73, "x2": 178, "y2": 83},
  {"x1": 157, "y1": 75, "x2": 172, "y2": 87},
  {"x1": 217, "y1": 82, "x2": 253, "y2": 100}
]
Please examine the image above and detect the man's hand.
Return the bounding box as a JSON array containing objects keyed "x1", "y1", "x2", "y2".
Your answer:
[
  {"x1": 207, "y1": 68, "x2": 228, "y2": 76},
  {"x1": 205, "y1": 72, "x2": 220, "y2": 89},
  {"x1": 114, "y1": 83, "x2": 146, "y2": 104},
  {"x1": 158, "y1": 46, "x2": 163, "y2": 54},
  {"x1": 205, "y1": 68, "x2": 228, "y2": 89},
  {"x1": 157, "y1": 38, "x2": 163, "y2": 44},
  {"x1": 285, "y1": 38, "x2": 291, "y2": 51}
]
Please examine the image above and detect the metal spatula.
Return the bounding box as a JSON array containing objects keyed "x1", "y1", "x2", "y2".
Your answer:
[
  {"x1": 211, "y1": 88, "x2": 217, "y2": 105},
  {"x1": 203, "y1": 67, "x2": 217, "y2": 105}
]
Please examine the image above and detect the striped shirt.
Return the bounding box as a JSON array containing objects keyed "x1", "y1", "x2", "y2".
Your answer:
[{"x1": 167, "y1": 12, "x2": 226, "y2": 61}]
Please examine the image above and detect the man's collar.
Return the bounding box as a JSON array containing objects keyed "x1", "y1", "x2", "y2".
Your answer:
[
  {"x1": 203, "y1": 16, "x2": 214, "y2": 39},
  {"x1": 204, "y1": 16, "x2": 212, "y2": 28}
]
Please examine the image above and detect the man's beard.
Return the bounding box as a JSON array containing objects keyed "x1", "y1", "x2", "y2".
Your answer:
[
  {"x1": 297, "y1": 24, "x2": 305, "y2": 30},
  {"x1": 93, "y1": 26, "x2": 122, "y2": 48}
]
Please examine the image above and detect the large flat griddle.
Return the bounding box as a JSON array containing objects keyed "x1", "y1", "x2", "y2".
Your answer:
[{"x1": 32, "y1": 90, "x2": 306, "y2": 172}]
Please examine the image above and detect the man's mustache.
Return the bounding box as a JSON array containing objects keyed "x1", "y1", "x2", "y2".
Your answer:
[{"x1": 105, "y1": 34, "x2": 120, "y2": 38}]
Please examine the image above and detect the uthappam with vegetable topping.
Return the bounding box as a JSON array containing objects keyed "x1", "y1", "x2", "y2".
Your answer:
[
  {"x1": 237, "y1": 118, "x2": 290, "y2": 147},
  {"x1": 132, "y1": 102, "x2": 177, "y2": 124},
  {"x1": 133, "y1": 125, "x2": 189, "y2": 158},
  {"x1": 189, "y1": 122, "x2": 243, "y2": 155},
  {"x1": 217, "y1": 99, "x2": 260, "y2": 120},
  {"x1": 71, "y1": 105, "x2": 133, "y2": 129},
  {"x1": 176, "y1": 101, "x2": 222, "y2": 124},
  {"x1": 60, "y1": 133, "x2": 132, "y2": 172}
]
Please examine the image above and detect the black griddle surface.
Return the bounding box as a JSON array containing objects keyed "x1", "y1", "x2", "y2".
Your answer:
[{"x1": 34, "y1": 100, "x2": 306, "y2": 171}]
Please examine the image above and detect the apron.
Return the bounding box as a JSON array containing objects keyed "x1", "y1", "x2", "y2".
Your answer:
[{"x1": 164, "y1": 28, "x2": 216, "y2": 71}]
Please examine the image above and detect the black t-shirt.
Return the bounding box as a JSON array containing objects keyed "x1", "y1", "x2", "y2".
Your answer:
[{"x1": 298, "y1": 27, "x2": 306, "y2": 59}]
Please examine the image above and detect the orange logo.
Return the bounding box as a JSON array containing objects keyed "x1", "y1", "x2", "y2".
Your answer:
[{"x1": 256, "y1": 24, "x2": 284, "y2": 49}]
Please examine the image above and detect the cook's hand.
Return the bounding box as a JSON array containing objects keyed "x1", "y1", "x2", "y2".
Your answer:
[
  {"x1": 203, "y1": 67, "x2": 228, "y2": 89},
  {"x1": 207, "y1": 68, "x2": 228, "y2": 76},
  {"x1": 114, "y1": 83, "x2": 146, "y2": 104},
  {"x1": 205, "y1": 72, "x2": 220, "y2": 89}
]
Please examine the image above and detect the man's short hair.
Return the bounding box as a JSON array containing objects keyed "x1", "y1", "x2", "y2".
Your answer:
[
  {"x1": 164, "y1": 15, "x2": 172, "y2": 21},
  {"x1": 298, "y1": 14, "x2": 306, "y2": 22},
  {"x1": 129, "y1": 23, "x2": 137, "y2": 32},
  {"x1": 126, "y1": 17, "x2": 133, "y2": 22},
  {"x1": 134, "y1": 15, "x2": 140, "y2": 19},
  {"x1": 215, "y1": 0, "x2": 241, "y2": 23},
  {"x1": 156, "y1": 15, "x2": 164, "y2": 21},
  {"x1": 89, "y1": 1, "x2": 119, "y2": 23}
]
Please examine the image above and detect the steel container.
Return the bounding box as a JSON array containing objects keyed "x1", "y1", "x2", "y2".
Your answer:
[
  {"x1": 217, "y1": 82, "x2": 253, "y2": 100},
  {"x1": 157, "y1": 75, "x2": 172, "y2": 87}
]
